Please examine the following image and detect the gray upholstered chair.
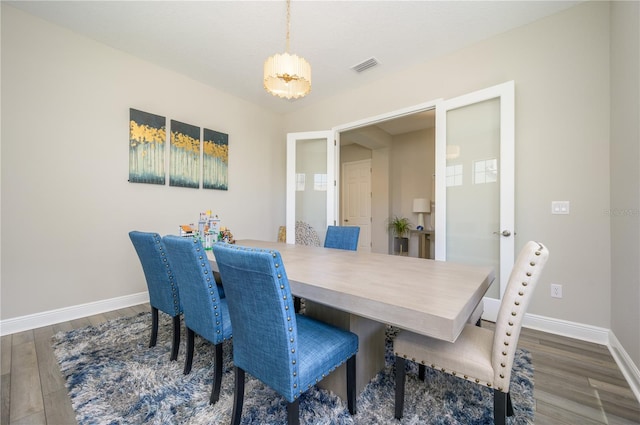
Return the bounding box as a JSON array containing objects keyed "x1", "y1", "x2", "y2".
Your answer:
[
  {"x1": 394, "y1": 241, "x2": 549, "y2": 425},
  {"x1": 324, "y1": 225, "x2": 360, "y2": 251},
  {"x1": 294, "y1": 221, "x2": 321, "y2": 247},
  {"x1": 129, "y1": 231, "x2": 182, "y2": 361},
  {"x1": 163, "y1": 235, "x2": 232, "y2": 405},
  {"x1": 212, "y1": 243, "x2": 358, "y2": 425}
]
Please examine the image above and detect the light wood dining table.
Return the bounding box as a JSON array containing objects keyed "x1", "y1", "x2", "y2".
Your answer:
[{"x1": 207, "y1": 240, "x2": 495, "y2": 400}]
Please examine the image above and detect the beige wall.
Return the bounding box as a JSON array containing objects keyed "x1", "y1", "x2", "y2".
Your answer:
[
  {"x1": 610, "y1": 1, "x2": 640, "y2": 367},
  {"x1": 1, "y1": 6, "x2": 285, "y2": 319},
  {"x1": 284, "y1": 1, "x2": 613, "y2": 330}
]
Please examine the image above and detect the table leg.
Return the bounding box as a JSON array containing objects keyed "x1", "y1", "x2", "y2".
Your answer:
[{"x1": 304, "y1": 301, "x2": 386, "y2": 400}]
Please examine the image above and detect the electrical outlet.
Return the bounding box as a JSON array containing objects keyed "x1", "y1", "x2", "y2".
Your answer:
[{"x1": 551, "y1": 283, "x2": 563, "y2": 298}]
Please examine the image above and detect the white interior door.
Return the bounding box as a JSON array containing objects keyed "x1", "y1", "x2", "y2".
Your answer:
[
  {"x1": 286, "y1": 131, "x2": 336, "y2": 245},
  {"x1": 342, "y1": 159, "x2": 372, "y2": 252},
  {"x1": 434, "y1": 81, "x2": 515, "y2": 319}
]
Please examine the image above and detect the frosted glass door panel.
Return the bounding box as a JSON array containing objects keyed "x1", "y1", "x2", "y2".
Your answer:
[
  {"x1": 446, "y1": 98, "x2": 501, "y2": 299},
  {"x1": 296, "y1": 138, "x2": 328, "y2": 243}
]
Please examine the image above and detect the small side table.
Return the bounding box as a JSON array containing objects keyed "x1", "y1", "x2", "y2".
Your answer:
[{"x1": 409, "y1": 229, "x2": 433, "y2": 259}]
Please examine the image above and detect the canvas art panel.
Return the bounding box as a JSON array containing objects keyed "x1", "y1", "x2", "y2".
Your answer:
[
  {"x1": 170, "y1": 120, "x2": 201, "y2": 188},
  {"x1": 129, "y1": 108, "x2": 166, "y2": 185},
  {"x1": 203, "y1": 128, "x2": 229, "y2": 190}
]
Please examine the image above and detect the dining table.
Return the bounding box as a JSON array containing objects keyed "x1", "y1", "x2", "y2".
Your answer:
[{"x1": 207, "y1": 240, "x2": 495, "y2": 401}]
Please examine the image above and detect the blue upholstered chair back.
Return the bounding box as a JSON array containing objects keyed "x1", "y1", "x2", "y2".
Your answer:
[
  {"x1": 163, "y1": 236, "x2": 231, "y2": 344},
  {"x1": 129, "y1": 231, "x2": 182, "y2": 317},
  {"x1": 212, "y1": 243, "x2": 302, "y2": 401},
  {"x1": 324, "y1": 226, "x2": 360, "y2": 251}
]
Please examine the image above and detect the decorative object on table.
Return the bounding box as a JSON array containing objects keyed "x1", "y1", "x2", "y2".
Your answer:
[
  {"x1": 263, "y1": 0, "x2": 311, "y2": 100},
  {"x1": 393, "y1": 241, "x2": 549, "y2": 424},
  {"x1": 52, "y1": 315, "x2": 534, "y2": 424},
  {"x1": 129, "y1": 108, "x2": 166, "y2": 185},
  {"x1": 388, "y1": 216, "x2": 411, "y2": 255},
  {"x1": 412, "y1": 198, "x2": 430, "y2": 231},
  {"x1": 170, "y1": 120, "x2": 200, "y2": 188},
  {"x1": 128, "y1": 231, "x2": 183, "y2": 361},
  {"x1": 203, "y1": 128, "x2": 229, "y2": 191}
]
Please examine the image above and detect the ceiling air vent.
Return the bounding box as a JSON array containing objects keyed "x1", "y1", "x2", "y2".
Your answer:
[{"x1": 351, "y1": 57, "x2": 379, "y2": 73}]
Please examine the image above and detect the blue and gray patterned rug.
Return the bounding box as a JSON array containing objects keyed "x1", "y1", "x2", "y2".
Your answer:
[{"x1": 52, "y1": 312, "x2": 534, "y2": 424}]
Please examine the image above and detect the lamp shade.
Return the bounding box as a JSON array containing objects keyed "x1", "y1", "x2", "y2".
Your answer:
[
  {"x1": 264, "y1": 52, "x2": 311, "y2": 99},
  {"x1": 413, "y1": 198, "x2": 430, "y2": 213}
]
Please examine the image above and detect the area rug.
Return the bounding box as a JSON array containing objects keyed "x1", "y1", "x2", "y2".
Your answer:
[{"x1": 52, "y1": 312, "x2": 534, "y2": 424}]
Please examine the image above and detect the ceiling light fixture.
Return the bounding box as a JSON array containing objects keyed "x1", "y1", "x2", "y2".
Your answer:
[{"x1": 263, "y1": 0, "x2": 311, "y2": 99}]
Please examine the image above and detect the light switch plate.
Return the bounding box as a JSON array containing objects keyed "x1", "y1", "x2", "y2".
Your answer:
[{"x1": 551, "y1": 201, "x2": 570, "y2": 214}]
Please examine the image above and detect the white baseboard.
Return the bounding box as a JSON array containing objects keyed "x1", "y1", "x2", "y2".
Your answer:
[
  {"x1": 0, "y1": 292, "x2": 149, "y2": 336},
  {"x1": 608, "y1": 331, "x2": 640, "y2": 403},
  {"x1": 482, "y1": 297, "x2": 639, "y2": 403}
]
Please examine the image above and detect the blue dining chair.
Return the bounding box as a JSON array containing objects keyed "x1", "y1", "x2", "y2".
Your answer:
[
  {"x1": 212, "y1": 243, "x2": 359, "y2": 425},
  {"x1": 163, "y1": 235, "x2": 232, "y2": 405},
  {"x1": 129, "y1": 231, "x2": 182, "y2": 361},
  {"x1": 324, "y1": 225, "x2": 360, "y2": 251}
]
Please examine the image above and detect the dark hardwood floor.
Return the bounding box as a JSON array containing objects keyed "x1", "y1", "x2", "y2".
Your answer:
[{"x1": 2, "y1": 304, "x2": 639, "y2": 424}]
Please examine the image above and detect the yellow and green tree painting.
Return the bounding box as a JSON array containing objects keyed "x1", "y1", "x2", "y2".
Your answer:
[
  {"x1": 170, "y1": 120, "x2": 201, "y2": 188},
  {"x1": 203, "y1": 129, "x2": 229, "y2": 190},
  {"x1": 129, "y1": 109, "x2": 166, "y2": 185}
]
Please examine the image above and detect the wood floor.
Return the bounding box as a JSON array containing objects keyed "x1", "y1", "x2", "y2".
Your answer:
[{"x1": 2, "y1": 304, "x2": 639, "y2": 424}]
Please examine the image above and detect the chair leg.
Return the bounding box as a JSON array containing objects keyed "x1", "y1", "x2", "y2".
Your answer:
[
  {"x1": 494, "y1": 389, "x2": 508, "y2": 425},
  {"x1": 209, "y1": 343, "x2": 223, "y2": 404},
  {"x1": 231, "y1": 367, "x2": 245, "y2": 425},
  {"x1": 170, "y1": 315, "x2": 180, "y2": 361},
  {"x1": 476, "y1": 318, "x2": 482, "y2": 327},
  {"x1": 287, "y1": 399, "x2": 300, "y2": 425},
  {"x1": 507, "y1": 391, "x2": 514, "y2": 417},
  {"x1": 184, "y1": 328, "x2": 195, "y2": 375},
  {"x1": 346, "y1": 355, "x2": 357, "y2": 415},
  {"x1": 418, "y1": 364, "x2": 426, "y2": 381},
  {"x1": 294, "y1": 296, "x2": 301, "y2": 313},
  {"x1": 394, "y1": 356, "x2": 406, "y2": 419},
  {"x1": 149, "y1": 307, "x2": 159, "y2": 348}
]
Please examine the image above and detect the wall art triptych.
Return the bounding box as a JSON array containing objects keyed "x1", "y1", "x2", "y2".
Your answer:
[{"x1": 128, "y1": 108, "x2": 229, "y2": 190}]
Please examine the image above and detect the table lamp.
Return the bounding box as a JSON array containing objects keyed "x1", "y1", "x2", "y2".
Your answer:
[{"x1": 413, "y1": 198, "x2": 430, "y2": 230}]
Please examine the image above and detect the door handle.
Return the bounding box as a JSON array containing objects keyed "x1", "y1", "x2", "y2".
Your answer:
[{"x1": 493, "y1": 230, "x2": 512, "y2": 237}]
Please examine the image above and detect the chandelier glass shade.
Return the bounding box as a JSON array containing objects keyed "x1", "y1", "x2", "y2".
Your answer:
[{"x1": 263, "y1": 0, "x2": 311, "y2": 99}]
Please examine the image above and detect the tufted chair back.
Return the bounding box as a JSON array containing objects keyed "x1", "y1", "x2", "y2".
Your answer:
[
  {"x1": 491, "y1": 241, "x2": 549, "y2": 393},
  {"x1": 213, "y1": 243, "x2": 301, "y2": 400},
  {"x1": 294, "y1": 221, "x2": 321, "y2": 247},
  {"x1": 324, "y1": 225, "x2": 360, "y2": 251},
  {"x1": 129, "y1": 231, "x2": 182, "y2": 317},
  {"x1": 163, "y1": 236, "x2": 230, "y2": 345}
]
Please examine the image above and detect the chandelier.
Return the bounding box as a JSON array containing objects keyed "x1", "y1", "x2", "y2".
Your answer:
[{"x1": 263, "y1": 0, "x2": 311, "y2": 99}]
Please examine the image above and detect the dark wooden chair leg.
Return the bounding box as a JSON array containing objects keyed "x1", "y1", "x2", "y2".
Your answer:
[
  {"x1": 294, "y1": 296, "x2": 301, "y2": 313},
  {"x1": 170, "y1": 315, "x2": 180, "y2": 361},
  {"x1": 346, "y1": 355, "x2": 357, "y2": 415},
  {"x1": 231, "y1": 367, "x2": 245, "y2": 425},
  {"x1": 149, "y1": 307, "x2": 159, "y2": 347},
  {"x1": 210, "y1": 343, "x2": 223, "y2": 404},
  {"x1": 418, "y1": 364, "x2": 426, "y2": 381},
  {"x1": 394, "y1": 356, "x2": 406, "y2": 419},
  {"x1": 494, "y1": 389, "x2": 508, "y2": 425},
  {"x1": 506, "y1": 391, "x2": 514, "y2": 416},
  {"x1": 287, "y1": 399, "x2": 300, "y2": 425},
  {"x1": 184, "y1": 328, "x2": 195, "y2": 375}
]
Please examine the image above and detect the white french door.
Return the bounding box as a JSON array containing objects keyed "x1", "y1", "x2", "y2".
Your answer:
[
  {"x1": 434, "y1": 81, "x2": 515, "y2": 318},
  {"x1": 286, "y1": 82, "x2": 515, "y2": 318},
  {"x1": 286, "y1": 131, "x2": 336, "y2": 245}
]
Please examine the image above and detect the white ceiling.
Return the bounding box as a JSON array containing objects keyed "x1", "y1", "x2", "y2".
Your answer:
[{"x1": 8, "y1": 0, "x2": 582, "y2": 115}]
